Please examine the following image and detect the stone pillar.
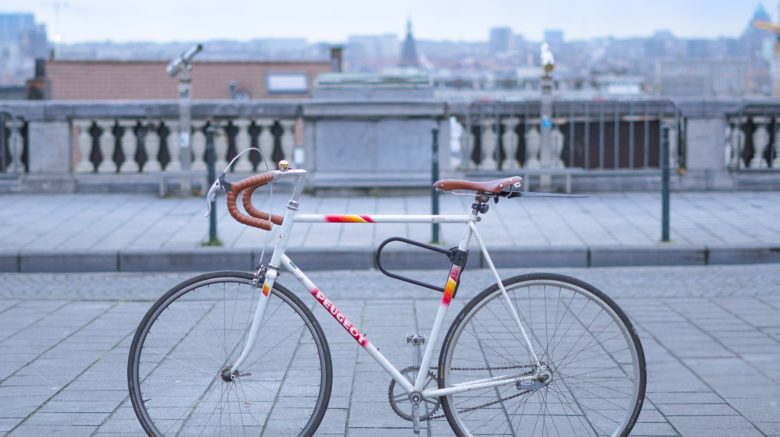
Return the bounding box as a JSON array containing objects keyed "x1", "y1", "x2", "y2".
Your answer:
[{"x1": 27, "y1": 121, "x2": 72, "y2": 173}]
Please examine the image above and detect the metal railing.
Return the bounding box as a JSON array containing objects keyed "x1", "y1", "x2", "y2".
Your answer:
[
  {"x1": 0, "y1": 108, "x2": 27, "y2": 176},
  {"x1": 726, "y1": 103, "x2": 780, "y2": 170},
  {"x1": 449, "y1": 99, "x2": 683, "y2": 173}
]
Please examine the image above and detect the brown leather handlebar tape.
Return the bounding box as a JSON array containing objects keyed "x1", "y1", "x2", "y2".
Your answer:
[
  {"x1": 226, "y1": 191, "x2": 272, "y2": 230},
  {"x1": 243, "y1": 185, "x2": 284, "y2": 225},
  {"x1": 225, "y1": 171, "x2": 277, "y2": 231}
]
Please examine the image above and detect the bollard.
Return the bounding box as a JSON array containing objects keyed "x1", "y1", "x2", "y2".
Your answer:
[
  {"x1": 205, "y1": 125, "x2": 219, "y2": 245},
  {"x1": 431, "y1": 125, "x2": 440, "y2": 244},
  {"x1": 660, "y1": 124, "x2": 670, "y2": 242}
]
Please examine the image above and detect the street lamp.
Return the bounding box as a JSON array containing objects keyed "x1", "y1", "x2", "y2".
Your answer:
[{"x1": 167, "y1": 43, "x2": 203, "y2": 194}]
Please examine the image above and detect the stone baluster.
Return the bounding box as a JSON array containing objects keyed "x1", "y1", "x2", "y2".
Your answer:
[
  {"x1": 729, "y1": 118, "x2": 746, "y2": 169},
  {"x1": 119, "y1": 121, "x2": 139, "y2": 173},
  {"x1": 458, "y1": 118, "x2": 472, "y2": 170},
  {"x1": 75, "y1": 120, "x2": 94, "y2": 173},
  {"x1": 214, "y1": 123, "x2": 228, "y2": 172},
  {"x1": 501, "y1": 117, "x2": 519, "y2": 169},
  {"x1": 723, "y1": 123, "x2": 733, "y2": 168},
  {"x1": 525, "y1": 125, "x2": 541, "y2": 168},
  {"x1": 774, "y1": 117, "x2": 780, "y2": 168},
  {"x1": 551, "y1": 123, "x2": 565, "y2": 168},
  {"x1": 166, "y1": 121, "x2": 180, "y2": 171},
  {"x1": 97, "y1": 120, "x2": 115, "y2": 173},
  {"x1": 233, "y1": 119, "x2": 253, "y2": 172},
  {"x1": 144, "y1": 122, "x2": 162, "y2": 172},
  {"x1": 258, "y1": 120, "x2": 274, "y2": 168},
  {"x1": 750, "y1": 116, "x2": 769, "y2": 169},
  {"x1": 190, "y1": 124, "x2": 207, "y2": 171},
  {"x1": 281, "y1": 119, "x2": 295, "y2": 163},
  {"x1": 479, "y1": 118, "x2": 497, "y2": 170}
]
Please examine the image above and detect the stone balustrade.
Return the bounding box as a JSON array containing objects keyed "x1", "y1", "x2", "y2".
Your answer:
[
  {"x1": 72, "y1": 118, "x2": 297, "y2": 175},
  {"x1": 725, "y1": 104, "x2": 780, "y2": 170},
  {"x1": 0, "y1": 98, "x2": 778, "y2": 192}
]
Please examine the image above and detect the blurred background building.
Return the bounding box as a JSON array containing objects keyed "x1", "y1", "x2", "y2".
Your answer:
[{"x1": 0, "y1": 4, "x2": 775, "y2": 100}]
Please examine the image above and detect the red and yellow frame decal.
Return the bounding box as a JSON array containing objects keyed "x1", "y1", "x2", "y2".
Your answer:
[
  {"x1": 324, "y1": 215, "x2": 375, "y2": 223},
  {"x1": 442, "y1": 265, "x2": 462, "y2": 305},
  {"x1": 311, "y1": 288, "x2": 369, "y2": 347},
  {"x1": 262, "y1": 283, "x2": 271, "y2": 296}
]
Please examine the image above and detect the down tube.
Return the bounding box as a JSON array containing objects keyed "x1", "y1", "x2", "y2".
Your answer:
[{"x1": 280, "y1": 255, "x2": 414, "y2": 393}]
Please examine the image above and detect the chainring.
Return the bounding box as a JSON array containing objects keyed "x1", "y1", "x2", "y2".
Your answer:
[{"x1": 387, "y1": 366, "x2": 441, "y2": 421}]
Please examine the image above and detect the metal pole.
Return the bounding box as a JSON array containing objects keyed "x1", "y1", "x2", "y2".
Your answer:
[
  {"x1": 206, "y1": 125, "x2": 218, "y2": 245},
  {"x1": 178, "y1": 65, "x2": 193, "y2": 195},
  {"x1": 660, "y1": 123, "x2": 670, "y2": 242},
  {"x1": 431, "y1": 125, "x2": 440, "y2": 244}
]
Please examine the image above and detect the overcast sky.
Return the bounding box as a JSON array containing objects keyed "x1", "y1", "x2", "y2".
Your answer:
[{"x1": 0, "y1": 0, "x2": 770, "y2": 44}]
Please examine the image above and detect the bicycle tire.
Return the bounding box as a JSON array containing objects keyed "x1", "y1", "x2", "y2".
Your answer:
[
  {"x1": 127, "y1": 271, "x2": 332, "y2": 436},
  {"x1": 438, "y1": 273, "x2": 646, "y2": 437}
]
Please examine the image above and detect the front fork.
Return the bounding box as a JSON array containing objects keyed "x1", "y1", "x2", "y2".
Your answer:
[{"x1": 229, "y1": 267, "x2": 277, "y2": 374}]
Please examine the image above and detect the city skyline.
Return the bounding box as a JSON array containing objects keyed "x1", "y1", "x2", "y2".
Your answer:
[{"x1": 0, "y1": 0, "x2": 772, "y2": 44}]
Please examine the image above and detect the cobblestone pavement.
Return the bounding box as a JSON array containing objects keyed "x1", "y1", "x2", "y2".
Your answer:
[
  {"x1": 0, "y1": 264, "x2": 778, "y2": 436},
  {"x1": 1, "y1": 191, "x2": 779, "y2": 251}
]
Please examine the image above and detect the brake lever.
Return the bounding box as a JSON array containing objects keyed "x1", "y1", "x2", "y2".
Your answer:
[{"x1": 205, "y1": 178, "x2": 222, "y2": 217}]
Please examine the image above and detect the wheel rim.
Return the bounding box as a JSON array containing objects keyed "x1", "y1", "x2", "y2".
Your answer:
[
  {"x1": 443, "y1": 278, "x2": 643, "y2": 437},
  {"x1": 129, "y1": 276, "x2": 328, "y2": 436}
]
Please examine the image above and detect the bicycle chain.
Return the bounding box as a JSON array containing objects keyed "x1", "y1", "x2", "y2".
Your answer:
[{"x1": 388, "y1": 364, "x2": 537, "y2": 422}]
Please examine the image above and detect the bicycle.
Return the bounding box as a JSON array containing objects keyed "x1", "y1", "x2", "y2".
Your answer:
[{"x1": 127, "y1": 161, "x2": 646, "y2": 436}]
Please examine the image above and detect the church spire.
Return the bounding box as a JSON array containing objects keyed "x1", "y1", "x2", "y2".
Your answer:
[{"x1": 399, "y1": 17, "x2": 420, "y2": 67}]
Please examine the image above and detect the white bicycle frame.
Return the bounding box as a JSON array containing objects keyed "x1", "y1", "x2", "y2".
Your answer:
[{"x1": 226, "y1": 169, "x2": 542, "y2": 400}]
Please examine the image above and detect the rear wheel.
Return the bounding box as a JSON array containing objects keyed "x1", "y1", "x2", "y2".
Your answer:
[
  {"x1": 127, "y1": 271, "x2": 332, "y2": 436},
  {"x1": 438, "y1": 273, "x2": 645, "y2": 436}
]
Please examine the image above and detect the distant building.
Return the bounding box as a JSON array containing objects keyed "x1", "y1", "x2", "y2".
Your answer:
[
  {"x1": 346, "y1": 34, "x2": 399, "y2": 60},
  {"x1": 544, "y1": 30, "x2": 564, "y2": 50},
  {"x1": 43, "y1": 59, "x2": 333, "y2": 100},
  {"x1": 657, "y1": 58, "x2": 750, "y2": 96},
  {"x1": 489, "y1": 27, "x2": 514, "y2": 54},
  {"x1": 0, "y1": 13, "x2": 49, "y2": 85},
  {"x1": 399, "y1": 19, "x2": 420, "y2": 68}
]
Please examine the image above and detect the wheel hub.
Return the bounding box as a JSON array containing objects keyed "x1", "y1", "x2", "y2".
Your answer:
[{"x1": 221, "y1": 367, "x2": 251, "y2": 382}]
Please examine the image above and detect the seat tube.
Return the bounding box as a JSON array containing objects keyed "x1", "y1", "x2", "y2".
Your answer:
[{"x1": 414, "y1": 218, "x2": 474, "y2": 390}]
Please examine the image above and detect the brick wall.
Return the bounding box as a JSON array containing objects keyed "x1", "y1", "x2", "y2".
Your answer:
[{"x1": 46, "y1": 60, "x2": 331, "y2": 100}]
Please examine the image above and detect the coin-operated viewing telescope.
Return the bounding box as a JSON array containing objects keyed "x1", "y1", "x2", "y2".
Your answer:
[
  {"x1": 167, "y1": 43, "x2": 203, "y2": 194},
  {"x1": 167, "y1": 43, "x2": 203, "y2": 77}
]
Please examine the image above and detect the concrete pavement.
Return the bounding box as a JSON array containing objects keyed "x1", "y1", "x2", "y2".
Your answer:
[
  {"x1": 1, "y1": 191, "x2": 779, "y2": 272},
  {"x1": 0, "y1": 264, "x2": 778, "y2": 436}
]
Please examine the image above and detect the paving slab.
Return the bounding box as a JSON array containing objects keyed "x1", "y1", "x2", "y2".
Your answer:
[{"x1": 0, "y1": 264, "x2": 778, "y2": 436}]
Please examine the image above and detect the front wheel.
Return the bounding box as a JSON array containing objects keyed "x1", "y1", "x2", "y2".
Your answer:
[
  {"x1": 438, "y1": 273, "x2": 646, "y2": 437},
  {"x1": 127, "y1": 271, "x2": 332, "y2": 436}
]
